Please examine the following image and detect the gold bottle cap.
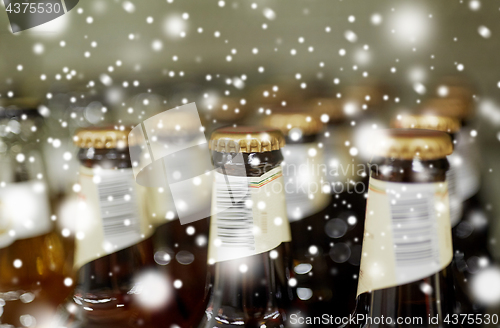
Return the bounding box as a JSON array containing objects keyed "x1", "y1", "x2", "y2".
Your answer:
[
  {"x1": 152, "y1": 108, "x2": 204, "y2": 135},
  {"x1": 392, "y1": 114, "x2": 461, "y2": 134},
  {"x1": 419, "y1": 97, "x2": 473, "y2": 121},
  {"x1": 249, "y1": 82, "x2": 304, "y2": 107},
  {"x1": 372, "y1": 129, "x2": 453, "y2": 160},
  {"x1": 206, "y1": 97, "x2": 248, "y2": 122},
  {"x1": 209, "y1": 126, "x2": 285, "y2": 153},
  {"x1": 0, "y1": 97, "x2": 40, "y2": 109},
  {"x1": 261, "y1": 111, "x2": 323, "y2": 137},
  {"x1": 310, "y1": 98, "x2": 345, "y2": 123},
  {"x1": 73, "y1": 127, "x2": 130, "y2": 149},
  {"x1": 436, "y1": 76, "x2": 475, "y2": 99},
  {"x1": 343, "y1": 82, "x2": 385, "y2": 107}
]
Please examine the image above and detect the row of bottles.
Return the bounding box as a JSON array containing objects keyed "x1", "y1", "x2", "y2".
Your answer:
[{"x1": 0, "y1": 75, "x2": 496, "y2": 327}]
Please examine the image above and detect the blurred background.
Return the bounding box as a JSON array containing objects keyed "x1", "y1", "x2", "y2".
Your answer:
[{"x1": 0, "y1": 0, "x2": 500, "y2": 314}]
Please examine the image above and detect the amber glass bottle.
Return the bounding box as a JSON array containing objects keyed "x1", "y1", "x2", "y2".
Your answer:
[
  {"x1": 198, "y1": 126, "x2": 294, "y2": 328},
  {"x1": 262, "y1": 111, "x2": 355, "y2": 317},
  {"x1": 0, "y1": 99, "x2": 69, "y2": 327},
  {"x1": 142, "y1": 109, "x2": 212, "y2": 327},
  {"x1": 420, "y1": 83, "x2": 493, "y2": 312},
  {"x1": 199, "y1": 96, "x2": 249, "y2": 136},
  {"x1": 55, "y1": 128, "x2": 171, "y2": 328},
  {"x1": 344, "y1": 129, "x2": 461, "y2": 328},
  {"x1": 392, "y1": 114, "x2": 480, "y2": 317},
  {"x1": 309, "y1": 97, "x2": 373, "y2": 316}
]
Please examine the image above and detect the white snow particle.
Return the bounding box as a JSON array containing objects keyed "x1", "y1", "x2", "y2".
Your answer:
[
  {"x1": 13, "y1": 259, "x2": 22, "y2": 268},
  {"x1": 371, "y1": 13, "x2": 383, "y2": 25},
  {"x1": 122, "y1": 1, "x2": 135, "y2": 13},
  {"x1": 33, "y1": 43, "x2": 44, "y2": 55},
  {"x1": 478, "y1": 25, "x2": 491, "y2": 38},
  {"x1": 344, "y1": 30, "x2": 358, "y2": 42},
  {"x1": 469, "y1": 0, "x2": 481, "y2": 11},
  {"x1": 263, "y1": 8, "x2": 276, "y2": 20},
  {"x1": 173, "y1": 279, "x2": 183, "y2": 288}
]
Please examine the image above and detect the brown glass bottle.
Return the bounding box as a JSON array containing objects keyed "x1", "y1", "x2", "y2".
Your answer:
[
  {"x1": 392, "y1": 114, "x2": 486, "y2": 319},
  {"x1": 0, "y1": 100, "x2": 69, "y2": 327},
  {"x1": 262, "y1": 111, "x2": 355, "y2": 318},
  {"x1": 310, "y1": 97, "x2": 371, "y2": 317},
  {"x1": 198, "y1": 126, "x2": 294, "y2": 328},
  {"x1": 141, "y1": 108, "x2": 213, "y2": 327},
  {"x1": 55, "y1": 128, "x2": 180, "y2": 328},
  {"x1": 199, "y1": 96, "x2": 249, "y2": 136},
  {"x1": 344, "y1": 129, "x2": 462, "y2": 328},
  {"x1": 420, "y1": 84, "x2": 494, "y2": 313}
]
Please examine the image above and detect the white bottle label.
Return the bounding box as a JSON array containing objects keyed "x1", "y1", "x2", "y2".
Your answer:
[
  {"x1": 74, "y1": 166, "x2": 154, "y2": 269},
  {"x1": 282, "y1": 143, "x2": 331, "y2": 222},
  {"x1": 208, "y1": 167, "x2": 291, "y2": 263},
  {"x1": 357, "y1": 178, "x2": 453, "y2": 297},
  {"x1": 0, "y1": 180, "x2": 52, "y2": 249}
]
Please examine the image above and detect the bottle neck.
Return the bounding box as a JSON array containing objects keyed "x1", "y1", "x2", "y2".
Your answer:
[{"x1": 282, "y1": 138, "x2": 330, "y2": 221}]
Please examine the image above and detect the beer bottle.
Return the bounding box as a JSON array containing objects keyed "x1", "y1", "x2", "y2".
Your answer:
[
  {"x1": 420, "y1": 78, "x2": 480, "y2": 207},
  {"x1": 421, "y1": 80, "x2": 493, "y2": 286},
  {"x1": 392, "y1": 114, "x2": 480, "y2": 314},
  {"x1": 249, "y1": 80, "x2": 305, "y2": 112},
  {"x1": 346, "y1": 129, "x2": 460, "y2": 327},
  {"x1": 143, "y1": 109, "x2": 212, "y2": 327},
  {"x1": 309, "y1": 97, "x2": 374, "y2": 315},
  {"x1": 0, "y1": 99, "x2": 68, "y2": 326},
  {"x1": 311, "y1": 80, "x2": 388, "y2": 220},
  {"x1": 261, "y1": 111, "x2": 356, "y2": 317},
  {"x1": 56, "y1": 127, "x2": 166, "y2": 327},
  {"x1": 199, "y1": 96, "x2": 248, "y2": 136},
  {"x1": 199, "y1": 126, "x2": 293, "y2": 328}
]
